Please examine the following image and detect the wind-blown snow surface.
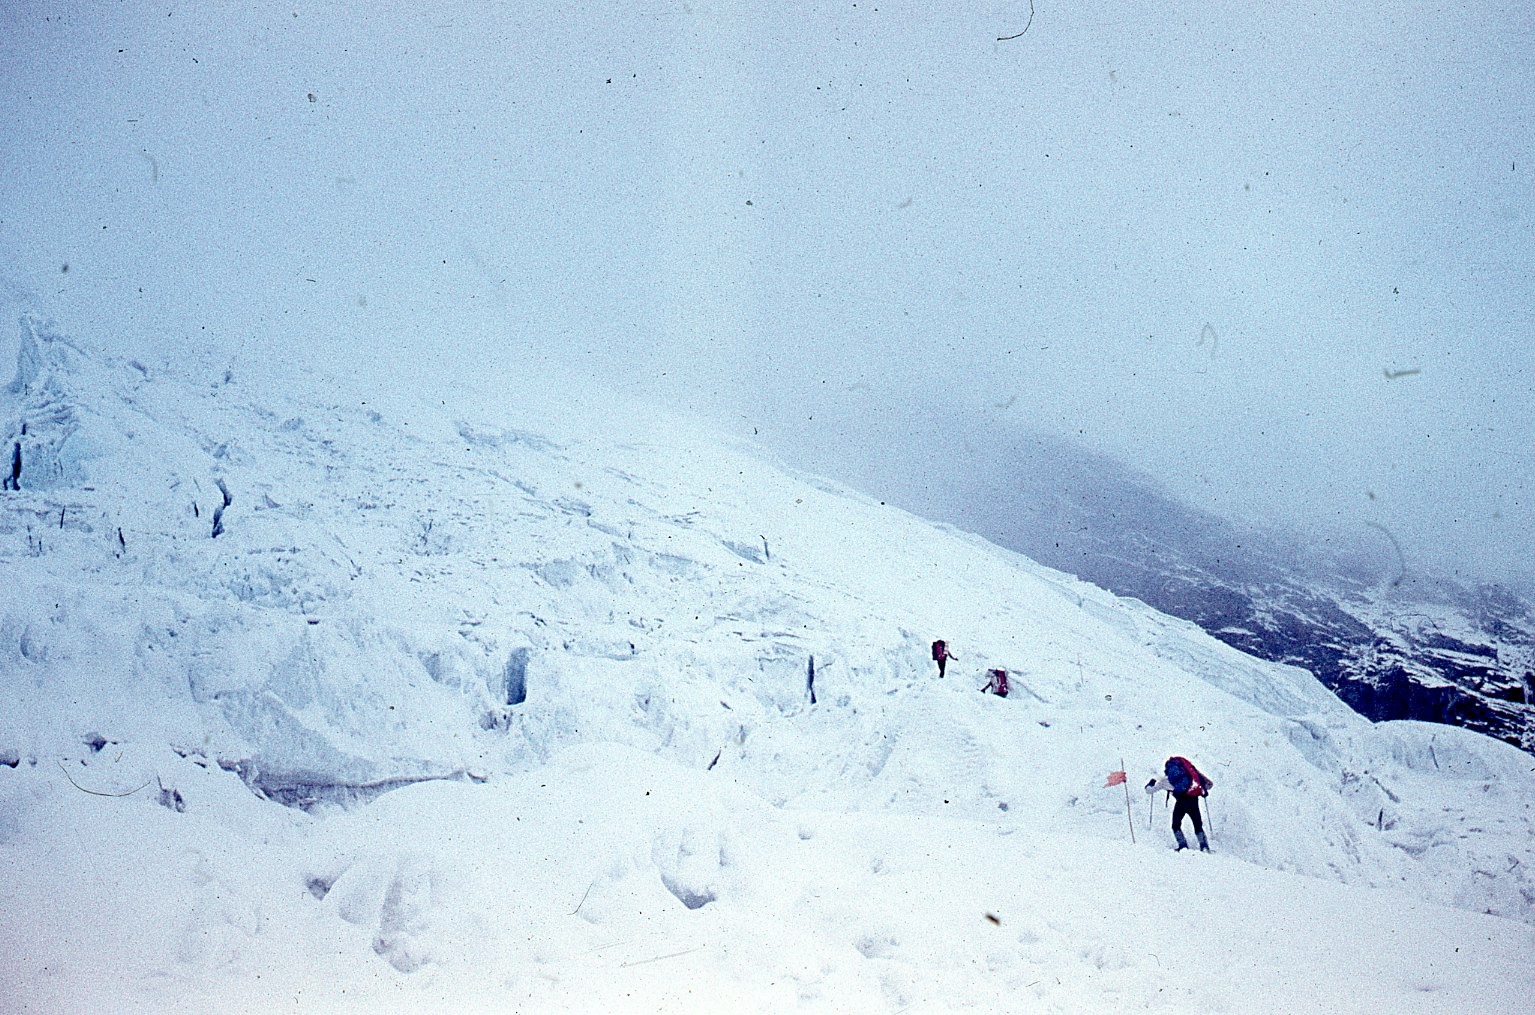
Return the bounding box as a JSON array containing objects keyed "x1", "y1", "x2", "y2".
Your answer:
[{"x1": 1, "y1": 319, "x2": 1533, "y2": 1013}]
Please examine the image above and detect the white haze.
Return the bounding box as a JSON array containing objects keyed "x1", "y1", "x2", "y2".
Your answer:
[{"x1": 1, "y1": 1, "x2": 1532, "y2": 582}]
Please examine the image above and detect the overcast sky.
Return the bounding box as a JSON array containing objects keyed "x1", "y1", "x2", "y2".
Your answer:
[{"x1": 2, "y1": 2, "x2": 1531, "y2": 584}]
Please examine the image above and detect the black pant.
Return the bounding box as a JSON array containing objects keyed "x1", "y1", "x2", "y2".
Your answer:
[
  {"x1": 936, "y1": 658, "x2": 946, "y2": 678},
  {"x1": 1172, "y1": 794, "x2": 1204, "y2": 835}
]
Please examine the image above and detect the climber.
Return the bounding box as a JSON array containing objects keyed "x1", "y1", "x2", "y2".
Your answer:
[
  {"x1": 1146, "y1": 755, "x2": 1213, "y2": 851},
  {"x1": 931, "y1": 639, "x2": 956, "y2": 678}
]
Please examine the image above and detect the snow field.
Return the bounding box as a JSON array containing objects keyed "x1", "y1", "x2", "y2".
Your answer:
[
  {"x1": 2, "y1": 324, "x2": 1534, "y2": 1011},
  {"x1": 3, "y1": 742, "x2": 1531, "y2": 1013}
]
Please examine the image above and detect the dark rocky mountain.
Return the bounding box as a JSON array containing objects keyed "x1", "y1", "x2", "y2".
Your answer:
[
  {"x1": 995, "y1": 448, "x2": 1535, "y2": 755},
  {"x1": 788, "y1": 425, "x2": 1535, "y2": 754}
]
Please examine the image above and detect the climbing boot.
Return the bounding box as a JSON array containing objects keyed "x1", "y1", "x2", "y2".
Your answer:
[
  {"x1": 1173, "y1": 828, "x2": 1189, "y2": 851},
  {"x1": 1197, "y1": 831, "x2": 1210, "y2": 852}
]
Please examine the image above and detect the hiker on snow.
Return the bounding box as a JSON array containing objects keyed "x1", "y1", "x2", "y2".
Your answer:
[
  {"x1": 1146, "y1": 756, "x2": 1213, "y2": 852},
  {"x1": 931, "y1": 639, "x2": 956, "y2": 678}
]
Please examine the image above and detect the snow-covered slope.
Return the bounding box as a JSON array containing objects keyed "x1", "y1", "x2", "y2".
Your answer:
[
  {"x1": 2, "y1": 318, "x2": 1532, "y2": 1013},
  {"x1": 786, "y1": 422, "x2": 1535, "y2": 755}
]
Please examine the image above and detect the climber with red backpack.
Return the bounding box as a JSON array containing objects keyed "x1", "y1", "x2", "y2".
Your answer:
[
  {"x1": 1146, "y1": 756, "x2": 1213, "y2": 852},
  {"x1": 931, "y1": 639, "x2": 956, "y2": 678}
]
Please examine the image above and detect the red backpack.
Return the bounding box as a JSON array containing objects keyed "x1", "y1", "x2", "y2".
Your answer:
[
  {"x1": 986, "y1": 668, "x2": 1009, "y2": 697},
  {"x1": 1165, "y1": 756, "x2": 1211, "y2": 796},
  {"x1": 932, "y1": 640, "x2": 948, "y2": 661}
]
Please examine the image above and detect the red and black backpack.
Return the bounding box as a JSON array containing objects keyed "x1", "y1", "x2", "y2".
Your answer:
[{"x1": 1165, "y1": 756, "x2": 1211, "y2": 796}]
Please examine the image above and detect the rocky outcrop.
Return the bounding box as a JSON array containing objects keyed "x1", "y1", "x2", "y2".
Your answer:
[{"x1": 983, "y1": 440, "x2": 1535, "y2": 755}]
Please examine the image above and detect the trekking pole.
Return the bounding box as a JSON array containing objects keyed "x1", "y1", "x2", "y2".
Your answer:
[{"x1": 1121, "y1": 758, "x2": 1135, "y2": 844}]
